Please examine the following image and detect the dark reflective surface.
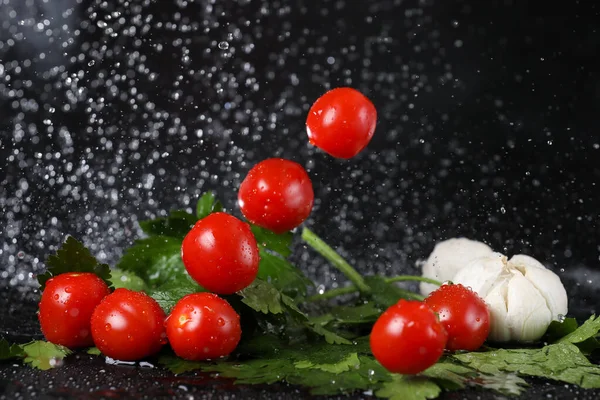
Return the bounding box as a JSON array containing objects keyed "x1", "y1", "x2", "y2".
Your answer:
[{"x1": 1, "y1": 0, "x2": 599, "y2": 398}]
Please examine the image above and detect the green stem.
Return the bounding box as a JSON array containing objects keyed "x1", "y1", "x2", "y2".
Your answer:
[
  {"x1": 307, "y1": 275, "x2": 441, "y2": 302},
  {"x1": 301, "y1": 228, "x2": 371, "y2": 294}
]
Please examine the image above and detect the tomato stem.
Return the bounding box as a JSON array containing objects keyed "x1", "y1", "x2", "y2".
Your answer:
[
  {"x1": 301, "y1": 228, "x2": 372, "y2": 294},
  {"x1": 307, "y1": 275, "x2": 441, "y2": 302}
]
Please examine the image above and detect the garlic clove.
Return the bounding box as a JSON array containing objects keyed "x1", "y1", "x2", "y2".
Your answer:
[
  {"x1": 419, "y1": 238, "x2": 494, "y2": 295},
  {"x1": 485, "y1": 279, "x2": 511, "y2": 342},
  {"x1": 452, "y1": 252, "x2": 507, "y2": 298},
  {"x1": 505, "y1": 273, "x2": 552, "y2": 342},
  {"x1": 508, "y1": 255, "x2": 568, "y2": 320}
]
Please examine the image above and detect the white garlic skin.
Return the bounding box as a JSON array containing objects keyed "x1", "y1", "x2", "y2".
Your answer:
[
  {"x1": 418, "y1": 238, "x2": 494, "y2": 296},
  {"x1": 452, "y1": 252, "x2": 568, "y2": 343}
]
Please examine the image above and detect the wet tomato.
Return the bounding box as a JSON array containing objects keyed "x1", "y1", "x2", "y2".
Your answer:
[
  {"x1": 424, "y1": 283, "x2": 490, "y2": 351},
  {"x1": 166, "y1": 293, "x2": 242, "y2": 361},
  {"x1": 370, "y1": 300, "x2": 448, "y2": 374},
  {"x1": 38, "y1": 272, "x2": 111, "y2": 348},
  {"x1": 90, "y1": 288, "x2": 166, "y2": 361},
  {"x1": 181, "y1": 212, "x2": 259, "y2": 294},
  {"x1": 238, "y1": 158, "x2": 314, "y2": 233},
  {"x1": 306, "y1": 87, "x2": 377, "y2": 159}
]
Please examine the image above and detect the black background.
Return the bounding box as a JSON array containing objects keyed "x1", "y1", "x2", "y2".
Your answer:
[{"x1": 1, "y1": 0, "x2": 599, "y2": 398}]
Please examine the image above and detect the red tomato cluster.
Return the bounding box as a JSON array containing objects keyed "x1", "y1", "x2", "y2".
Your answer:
[{"x1": 370, "y1": 284, "x2": 490, "y2": 374}]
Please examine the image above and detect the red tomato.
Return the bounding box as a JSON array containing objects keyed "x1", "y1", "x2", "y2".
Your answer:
[
  {"x1": 370, "y1": 300, "x2": 447, "y2": 374},
  {"x1": 165, "y1": 293, "x2": 242, "y2": 361},
  {"x1": 181, "y1": 212, "x2": 259, "y2": 294},
  {"x1": 90, "y1": 288, "x2": 166, "y2": 361},
  {"x1": 38, "y1": 272, "x2": 110, "y2": 348},
  {"x1": 306, "y1": 87, "x2": 377, "y2": 159},
  {"x1": 238, "y1": 158, "x2": 314, "y2": 233},
  {"x1": 424, "y1": 283, "x2": 490, "y2": 351}
]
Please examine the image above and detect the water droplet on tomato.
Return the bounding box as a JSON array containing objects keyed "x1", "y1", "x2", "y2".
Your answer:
[
  {"x1": 64, "y1": 286, "x2": 72, "y2": 293},
  {"x1": 53, "y1": 294, "x2": 60, "y2": 300},
  {"x1": 70, "y1": 308, "x2": 80, "y2": 317},
  {"x1": 217, "y1": 318, "x2": 225, "y2": 327},
  {"x1": 105, "y1": 323, "x2": 112, "y2": 331}
]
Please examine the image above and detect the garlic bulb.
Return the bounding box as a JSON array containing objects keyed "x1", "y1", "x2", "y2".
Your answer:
[
  {"x1": 452, "y1": 252, "x2": 568, "y2": 343},
  {"x1": 418, "y1": 238, "x2": 494, "y2": 296}
]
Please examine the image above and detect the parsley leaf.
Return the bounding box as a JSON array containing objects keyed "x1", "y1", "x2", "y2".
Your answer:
[
  {"x1": 453, "y1": 343, "x2": 600, "y2": 389},
  {"x1": 151, "y1": 280, "x2": 205, "y2": 313},
  {"x1": 557, "y1": 315, "x2": 600, "y2": 345},
  {"x1": 196, "y1": 191, "x2": 223, "y2": 220},
  {"x1": 238, "y1": 279, "x2": 284, "y2": 314},
  {"x1": 256, "y1": 250, "x2": 313, "y2": 298},
  {"x1": 364, "y1": 276, "x2": 421, "y2": 307},
  {"x1": 294, "y1": 352, "x2": 360, "y2": 373},
  {"x1": 545, "y1": 317, "x2": 579, "y2": 343},
  {"x1": 423, "y1": 361, "x2": 527, "y2": 395},
  {"x1": 116, "y1": 236, "x2": 187, "y2": 289},
  {"x1": 21, "y1": 341, "x2": 72, "y2": 370},
  {"x1": 86, "y1": 347, "x2": 102, "y2": 356},
  {"x1": 38, "y1": 236, "x2": 112, "y2": 290},
  {"x1": 110, "y1": 268, "x2": 149, "y2": 292},
  {"x1": 0, "y1": 338, "x2": 24, "y2": 360},
  {"x1": 250, "y1": 225, "x2": 293, "y2": 258},
  {"x1": 139, "y1": 210, "x2": 197, "y2": 239},
  {"x1": 376, "y1": 375, "x2": 441, "y2": 400}
]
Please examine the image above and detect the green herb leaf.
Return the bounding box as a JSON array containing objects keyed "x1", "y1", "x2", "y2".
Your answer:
[
  {"x1": 545, "y1": 317, "x2": 579, "y2": 343},
  {"x1": 238, "y1": 279, "x2": 284, "y2": 314},
  {"x1": 319, "y1": 302, "x2": 382, "y2": 326},
  {"x1": 159, "y1": 338, "x2": 375, "y2": 395},
  {"x1": 0, "y1": 338, "x2": 24, "y2": 360},
  {"x1": 294, "y1": 352, "x2": 360, "y2": 373},
  {"x1": 251, "y1": 225, "x2": 293, "y2": 257},
  {"x1": 110, "y1": 269, "x2": 149, "y2": 292},
  {"x1": 423, "y1": 360, "x2": 527, "y2": 395},
  {"x1": 375, "y1": 375, "x2": 441, "y2": 400},
  {"x1": 116, "y1": 236, "x2": 187, "y2": 289},
  {"x1": 158, "y1": 354, "x2": 205, "y2": 375},
  {"x1": 38, "y1": 236, "x2": 112, "y2": 290},
  {"x1": 364, "y1": 276, "x2": 421, "y2": 307},
  {"x1": 256, "y1": 250, "x2": 312, "y2": 298},
  {"x1": 139, "y1": 210, "x2": 197, "y2": 239},
  {"x1": 21, "y1": 341, "x2": 72, "y2": 370},
  {"x1": 86, "y1": 347, "x2": 101, "y2": 356},
  {"x1": 196, "y1": 192, "x2": 223, "y2": 220},
  {"x1": 557, "y1": 315, "x2": 600, "y2": 345},
  {"x1": 151, "y1": 280, "x2": 205, "y2": 313},
  {"x1": 453, "y1": 343, "x2": 600, "y2": 389}
]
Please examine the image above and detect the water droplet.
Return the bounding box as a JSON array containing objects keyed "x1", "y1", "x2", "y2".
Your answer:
[
  {"x1": 105, "y1": 323, "x2": 112, "y2": 331},
  {"x1": 217, "y1": 318, "x2": 225, "y2": 327},
  {"x1": 218, "y1": 41, "x2": 229, "y2": 50}
]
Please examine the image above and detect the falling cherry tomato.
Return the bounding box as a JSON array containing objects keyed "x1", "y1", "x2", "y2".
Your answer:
[
  {"x1": 181, "y1": 212, "x2": 260, "y2": 294},
  {"x1": 370, "y1": 300, "x2": 448, "y2": 374},
  {"x1": 306, "y1": 87, "x2": 377, "y2": 159},
  {"x1": 424, "y1": 283, "x2": 490, "y2": 351},
  {"x1": 238, "y1": 158, "x2": 314, "y2": 234}
]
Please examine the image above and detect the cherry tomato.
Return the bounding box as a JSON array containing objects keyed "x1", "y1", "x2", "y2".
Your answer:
[
  {"x1": 424, "y1": 283, "x2": 490, "y2": 351},
  {"x1": 370, "y1": 300, "x2": 447, "y2": 374},
  {"x1": 90, "y1": 288, "x2": 166, "y2": 361},
  {"x1": 181, "y1": 212, "x2": 259, "y2": 294},
  {"x1": 306, "y1": 87, "x2": 377, "y2": 159},
  {"x1": 165, "y1": 293, "x2": 242, "y2": 361},
  {"x1": 38, "y1": 272, "x2": 110, "y2": 348},
  {"x1": 238, "y1": 158, "x2": 314, "y2": 233}
]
